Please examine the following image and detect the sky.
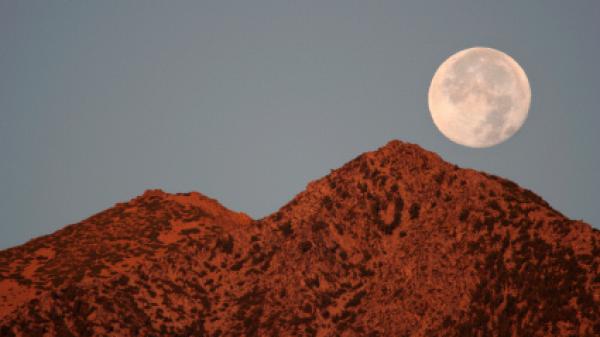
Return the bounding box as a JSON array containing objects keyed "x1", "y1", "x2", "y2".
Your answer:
[{"x1": 1, "y1": 1, "x2": 599, "y2": 249}]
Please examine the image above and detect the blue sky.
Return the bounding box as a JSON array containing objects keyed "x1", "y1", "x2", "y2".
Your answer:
[{"x1": 1, "y1": 1, "x2": 599, "y2": 248}]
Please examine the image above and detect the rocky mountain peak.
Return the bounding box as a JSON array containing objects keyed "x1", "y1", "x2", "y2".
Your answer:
[{"x1": 1, "y1": 140, "x2": 598, "y2": 336}]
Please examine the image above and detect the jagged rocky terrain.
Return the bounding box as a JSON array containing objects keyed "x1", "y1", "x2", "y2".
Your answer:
[{"x1": 1, "y1": 140, "x2": 599, "y2": 336}]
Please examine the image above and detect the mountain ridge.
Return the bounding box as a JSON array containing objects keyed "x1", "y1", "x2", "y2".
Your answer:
[{"x1": 1, "y1": 140, "x2": 599, "y2": 336}]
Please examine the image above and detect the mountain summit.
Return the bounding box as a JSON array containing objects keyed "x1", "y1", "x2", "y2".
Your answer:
[{"x1": 1, "y1": 140, "x2": 599, "y2": 336}]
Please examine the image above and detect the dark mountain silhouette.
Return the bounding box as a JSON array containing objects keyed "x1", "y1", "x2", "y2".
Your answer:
[{"x1": 1, "y1": 140, "x2": 599, "y2": 336}]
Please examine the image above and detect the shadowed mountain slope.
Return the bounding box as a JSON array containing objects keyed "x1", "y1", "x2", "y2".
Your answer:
[{"x1": 1, "y1": 140, "x2": 599, "y2": 336}]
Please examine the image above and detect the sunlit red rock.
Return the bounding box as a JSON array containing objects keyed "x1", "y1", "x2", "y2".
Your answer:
[{"x1": 1, "y1": 140, "x2": 599, "y2": 336}]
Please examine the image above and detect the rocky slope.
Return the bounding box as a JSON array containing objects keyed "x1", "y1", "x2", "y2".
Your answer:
[{"x1": 1, "y1": 140, "x2": 599, "y2": 336}]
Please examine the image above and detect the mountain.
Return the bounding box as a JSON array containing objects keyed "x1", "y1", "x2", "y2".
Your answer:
[{"x1": 1, "y1": 140, "x2": 599, "y2": 337}]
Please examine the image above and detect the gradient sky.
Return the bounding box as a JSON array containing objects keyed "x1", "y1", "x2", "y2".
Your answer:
[{"x1": 1, "y1": 1, "x2": 599, "y2": 249}]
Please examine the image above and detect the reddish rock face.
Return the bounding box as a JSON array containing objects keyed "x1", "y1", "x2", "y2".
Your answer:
[{"x1": 1, "y1": 140, "x2": 599, "y2": 336}]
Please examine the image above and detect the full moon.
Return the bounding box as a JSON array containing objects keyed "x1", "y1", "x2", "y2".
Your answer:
[{"x1": 428, "y1": 47, "x2": 531, "y2": 148}]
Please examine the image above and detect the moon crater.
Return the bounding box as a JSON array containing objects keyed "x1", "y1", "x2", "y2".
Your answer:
[{"x1": 428, "y1": 47, "x2": 531, "y2": 148}]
